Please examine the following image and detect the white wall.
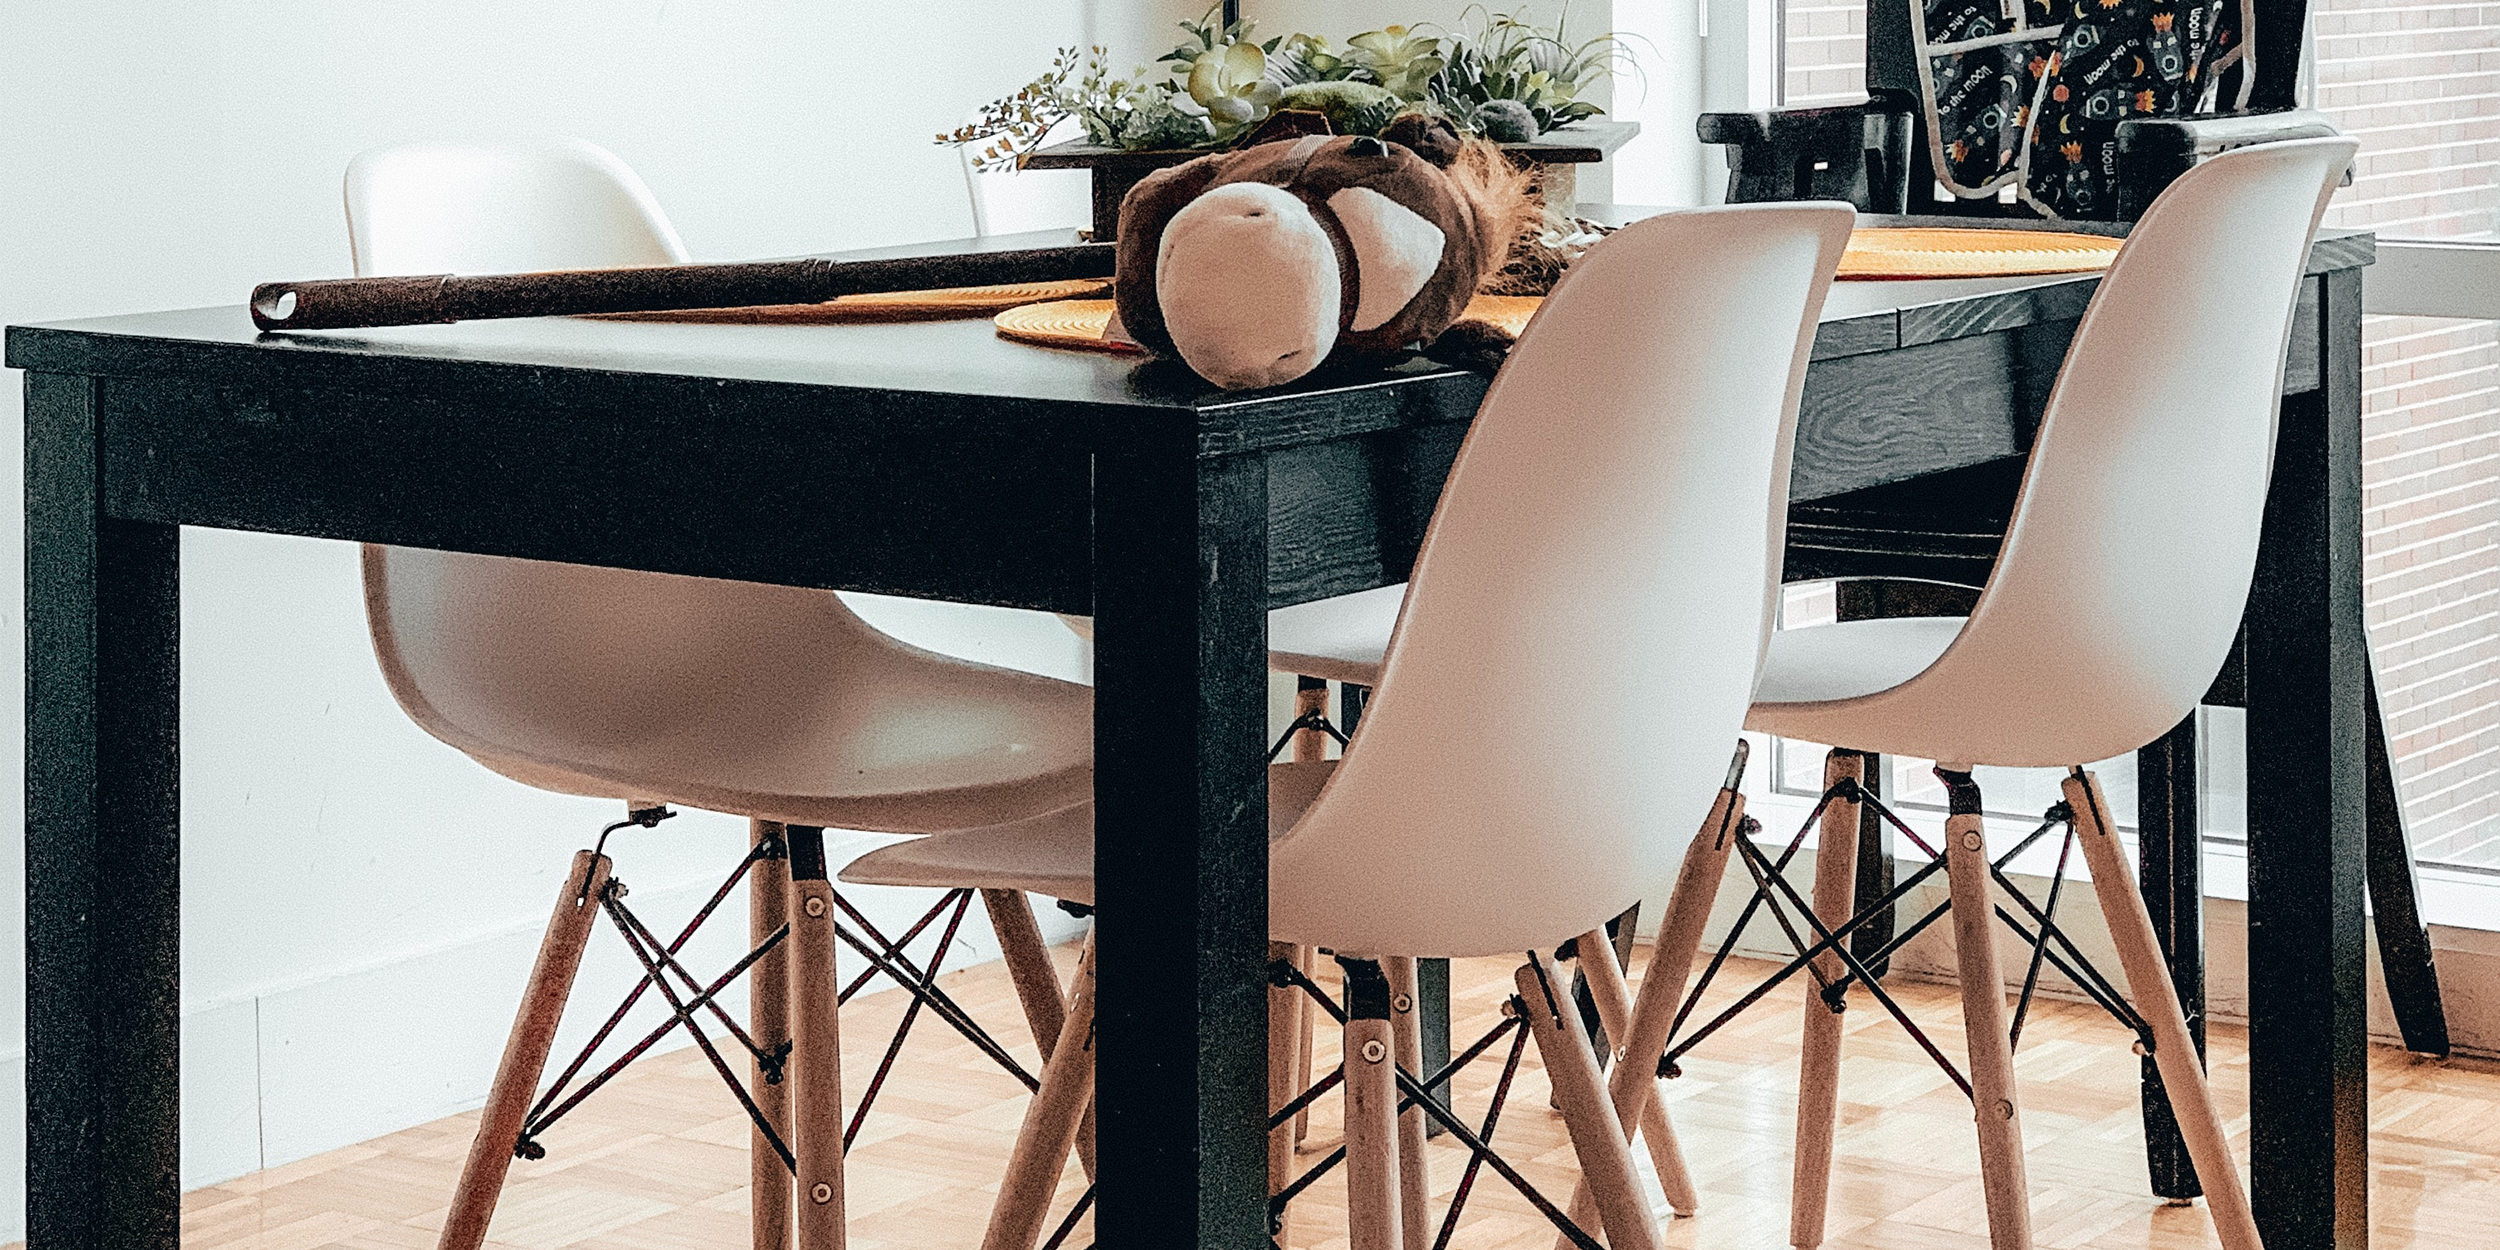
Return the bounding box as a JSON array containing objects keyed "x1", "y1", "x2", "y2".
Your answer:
[{"x1": 0, "y1": 2, "x2": 1201, "y2": 1239}]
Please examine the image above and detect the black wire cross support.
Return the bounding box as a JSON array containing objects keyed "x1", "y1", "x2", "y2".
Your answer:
[
  {"x1": 510, "y1": 822, "x2": 1035, "y2": 1169},
  {"x1": 1655, "y1": 772, "x2": 2159, "y2": 1103},
  {"x1": 1264, "y1": 957, "x2": 1608, "y2": 1250}
]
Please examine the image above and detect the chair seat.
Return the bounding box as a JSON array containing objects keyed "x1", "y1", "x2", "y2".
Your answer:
[
  {"x1": 1267, "y1": 584, "x2": 1404, "y2": 685},
  {"x1": 840, "y1": 760, "x2": 1339, "y2": 906},
  {"x1": 1749, "y1": 616, "x2": 1965, "y2": 712}
]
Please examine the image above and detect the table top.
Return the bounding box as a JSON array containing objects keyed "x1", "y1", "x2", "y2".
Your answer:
[{"x1": 7, "y1": 216, "x2": 2374, "y2": 421}]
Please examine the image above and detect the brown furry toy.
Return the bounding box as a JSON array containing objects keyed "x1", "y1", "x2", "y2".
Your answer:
[{"x1": 1112, "y1": 121, "x2": 1533, "y2": 389}]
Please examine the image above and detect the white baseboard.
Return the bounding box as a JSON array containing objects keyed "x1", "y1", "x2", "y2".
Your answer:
[{"x1": 0, "y1": 843, "x2": 1084, "y2": 1245}]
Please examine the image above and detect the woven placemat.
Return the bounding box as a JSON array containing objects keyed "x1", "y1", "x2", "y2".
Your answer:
[
  {"x1": 1838, "y1": 227, "x2": 2119, "y2": 280},
  {"x1": 995, "y1": 293, "x2": 1547, "y2": 353},
  {"x1": 598, "y1": 277, "x2": 1111, "y2": 324}
]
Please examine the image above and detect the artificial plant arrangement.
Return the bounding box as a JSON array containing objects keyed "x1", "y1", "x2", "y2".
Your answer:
[{"x1": 938, "y1": 5, "x2": 1632, "y2": 172}]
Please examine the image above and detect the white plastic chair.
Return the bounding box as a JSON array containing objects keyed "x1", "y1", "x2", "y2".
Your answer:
[
  {"x1": 347, "y1": 137, "x2": 1094, "y2": 1250},
  {"x1": 1260, "y1": 136, "x2": 2355, "y2": 1250},
  {"x1": 959, "y1": 115, "x2": 1092, "y2": 239},
  {"x1": 844, "y1": 202, "x2": 1857, "y2": 1250}
]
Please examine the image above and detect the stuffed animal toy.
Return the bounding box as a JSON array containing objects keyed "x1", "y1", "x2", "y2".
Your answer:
[{"x1": 1112, "y1": 118, "x2": 1534, "y2": 389}]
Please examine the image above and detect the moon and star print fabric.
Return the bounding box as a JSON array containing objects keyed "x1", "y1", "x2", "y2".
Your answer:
[{"x1": 1911, "y1": 0, "x2": 2253, "y2": 218}]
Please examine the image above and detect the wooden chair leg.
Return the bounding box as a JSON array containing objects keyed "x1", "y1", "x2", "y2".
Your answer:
[
  {"x1": 984, "y1": 933, "x2": 1098, "y2": 1250},
  {"x1": 1293, "y1": 676, "x2": 1331, "y2": 763},
  {"x1": 1294, "y1": 944, "x2": 1319, "y2": 1145},
  {"x1": 1555, "y1": 765, "x2": 1749, "y2": 1248},
  {"x1": 2066, "y1": 770, "x2": 2262, "y2": 1250},
  {"x1": 1791, "y1": 750, "x2": 1863, "y2": 1250},
  {"x1": 438, "y1": 849, "x2": 611, "y2": 1250},
  {"x1": 1385, "y1": 956, "x2": 1432, "y2": 1250},
  {"x1": 753, "y1": 823, "x2": 795, "y2": 1250},
  {"x1": 1341, "y1": 957, "x2": 1406, "y2": 1250},
  {"x1": 983, "y1": 888, "x2": 1095, "y2": 1181},
  {"x1": 1937, "y1": 772, "x2": 2032, "y2": 1250},
  {"x1": 784, "y1": 828, "x2": 846, "y2": 1250},
  {"x1": 1518, "y1": 951, "x2": 1661, "y2": 1250}
]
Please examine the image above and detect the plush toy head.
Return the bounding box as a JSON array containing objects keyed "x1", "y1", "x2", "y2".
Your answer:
[{"x1": 1114, "y1": 123, "x2": 1529, "y2": 389}]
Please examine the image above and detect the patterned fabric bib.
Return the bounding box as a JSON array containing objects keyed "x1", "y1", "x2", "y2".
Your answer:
[{"x1": 1911, "y1": 0, "x2": 2253, "y2": 217}]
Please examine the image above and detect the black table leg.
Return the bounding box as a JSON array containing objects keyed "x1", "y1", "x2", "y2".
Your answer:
[
  {"x1": 2364, "y1": 667, "x2": 2450, "y2": 1057},
  {"x1": 2135, "y1": 713, "x2": 2204, "y2": 1201},
  {"x1": 1850, "y1": 755, "x2": 1895, "y2": 976},
  {"x1": 1091, "y1": 437, "x2": 1271, "y2": 1250},
  {"x1": 25, "y1": 371, "x2": 184, "y2": 1249},
  {"x1": 1417, "y1": 957, "x2": 1452, "y2": 1135},
  {"x1": 2244, "y1": 268, "x2": 2370, "y2": 1250}
]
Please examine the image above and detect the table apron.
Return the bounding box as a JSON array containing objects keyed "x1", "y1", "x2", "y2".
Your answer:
[{"x1": 92, "y1": 374, "x2": 1098, "y2": 613}]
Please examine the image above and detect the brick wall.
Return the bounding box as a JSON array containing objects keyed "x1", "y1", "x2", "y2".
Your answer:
[
  {"x1": 2315, "y1": 0, "x2": 2500, "y2": 871},
  {"x1": 1782, "y1": 0, "x2": 1868, "y2": 106}
]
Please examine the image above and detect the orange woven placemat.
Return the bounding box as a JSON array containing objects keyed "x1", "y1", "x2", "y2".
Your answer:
[
  {"x1": 598, "y1": 277, "x2": 1112, "y2": 323},
  {"x1": 995, "y1": 293, "x2": 1546, "y2": 353},
  {"x1": 1838, "y1": 227, "x2": 2119, "y2": 280}
]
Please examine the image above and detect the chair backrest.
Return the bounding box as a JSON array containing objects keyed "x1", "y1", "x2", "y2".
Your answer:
[
  {"x1": 347, "y1": 140, "x2": 974, "y2": 812},
  {"x1": 1269, "y1": 203, "x2": 1856, "y2": 958},
  {"x1": 346, "y1": 137, "x2": 688, "y2": 276},
  {"x1": 1893, "y1": 136, "x2": 2357, "y2": 767},
  {"x1": 958, "y1": 116, "x2": 1091, "y2": 238}
]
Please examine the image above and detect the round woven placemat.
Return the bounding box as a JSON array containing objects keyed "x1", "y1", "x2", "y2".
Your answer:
[
  {"x1": 599, "y1": 277, "x2": 1111, "y2": 324},
  {"x1": 1838, "y1": 228, "x2": 2119, "y2": 280},
  {"x1": 995, "y1": 293, "x2": 1548, "y2": 353}
]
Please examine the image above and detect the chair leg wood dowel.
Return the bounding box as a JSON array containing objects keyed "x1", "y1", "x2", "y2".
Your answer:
[
  {"x1": 982, "y1": 889, "x2": 1093, "y2": 1181},
  {"x1": 1938, "y1": 776, "x2": 2033, "y2": 1250},
  {"x1": 983, "y1": 934, "x2": 1098, "y2": 1250},
  {"x1": 1293, "y1": 676, "x2": 1331, "y2": 764},
  {"x1": 2065, "y1": 770, "x2": 2264, "y2": 1250},
  {"x1": 1550, "y1": 916, "x2": 1688, "y2": 1250},
  {"x1": 437, "y1": 849, "x2": 611, "y2": 1250},
  {"x1": 1519, "y1": 952, "x2": 1661, "y2": 1250},
  {"x1": 1294, "y1": 944, "x2": 1319, "y2": 1145},
  {"x1": 1270, "y1": 941, "x2": 1307, "y2": 1197},
  {"x1": 1342, "y1": 958, "x2": 1406, "y2": 1250},
  {"x1": 784, "y1": 828, "x2": 847, "y2": 1250},
  {"x1": 1611, "y1": 785, "x2": 1744, "y2": 1224},
  {"x1": 1791, "y1": 751, "x2": 1863, "y2": 1250},
  {"x1": 752, "y1": 823, "x2": 795, "y2": 1250},
  {"x1": 1386, "y1": 956, "x2": 1432, "y2": 1250}
]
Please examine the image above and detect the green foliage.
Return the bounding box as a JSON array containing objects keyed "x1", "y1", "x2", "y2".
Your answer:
[
  {"x1": 939, "y1": 4, "x2": 1629, "y2": 160},
  {"x1": 1344, "y1": 26, "x2": 1448, "y2": 98},
  {"x1": 936, "y1": 46, "x2": 1161, "y2": 170},
  {"x1": 1275, "y1": 81, "x2": 1405, "y2": 137},
  {"x1": 1427, "y1": 6, "x2": 1627, "y2": 136}
]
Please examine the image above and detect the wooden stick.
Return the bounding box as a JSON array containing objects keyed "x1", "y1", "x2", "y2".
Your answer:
[
  {"x1": 249, "y1": 242, "x2": 1117, "y2": 331},
  {"x1": 980, "y1": 890, "x2": 1093, "y2": 1181},
  {"x1": 1385, "y1": 956, "x2": 1432, "y2": 1250},
  {"x1": 984, "y1": 933, "x2": 1098, "y2": 1250},
  {"x1": 1938, "y1": 775, "x2": 2033, "y2": 1250},
  {"x1": 1294, "y1": 945, "x2": 1319, "y2": 1145},
  {"x1": 1342, "y1": 969, "x2": 1405, "y2": 1250},
  {"x1": 1293, "y1": 677, "x2": 1331, "y2": 763},
  {"x1": 1791, "y1": 750, "x2": 1863, "y2": 1250},
  {"x1": 437, "y1": 849, "x2": 610, "y2": 1250},
  {"x1": 752, "y1": 823, "x2": 794, "y2": 1250},
  {"x1": 1270, "y1": 941, "x2": 1306, "y2": 1197},
  {"x1": 1518, "y1": 952, "x2": 1660, "y2": 1250},
  {"x1": 784, "y1": 829, "x2": 846, "y2": 1250},
  {"x1": 2066, "y1": 770, "x2": 2263, "y2": 1250}
]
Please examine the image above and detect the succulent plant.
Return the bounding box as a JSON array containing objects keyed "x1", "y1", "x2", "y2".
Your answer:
[
  {"x1": 1429, "y1": 7, "x2": 1625, "y2": 134},
  {"x1": 1119, "y1": 91, "x2": 1214, "y2": 150},
  {"x1": 1188, "y1": 39, "x2": 1284, "y2": 129},
  {"x1": 1345, "y1": 26, "x2": 1447, "y2": 98},
  {"x1": 1268, "y1": 34, "x2": 1352, "y2": 86},
  {"x1": 1470, "y1": 97, "x2": 1539, "y2": 141},
  {"x1": 1276, "y1": 81, "x2": 1404, "y2": 136}
]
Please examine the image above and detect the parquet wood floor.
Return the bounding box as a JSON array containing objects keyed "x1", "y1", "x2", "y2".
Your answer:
[{"x1": 158, "y1": 943, "x2": 2500, "y2": 1250}]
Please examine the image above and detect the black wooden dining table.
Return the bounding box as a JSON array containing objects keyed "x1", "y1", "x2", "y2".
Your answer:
[{"x1": 9, "y1": 216, "x2": 2375, "y2": 1250}]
